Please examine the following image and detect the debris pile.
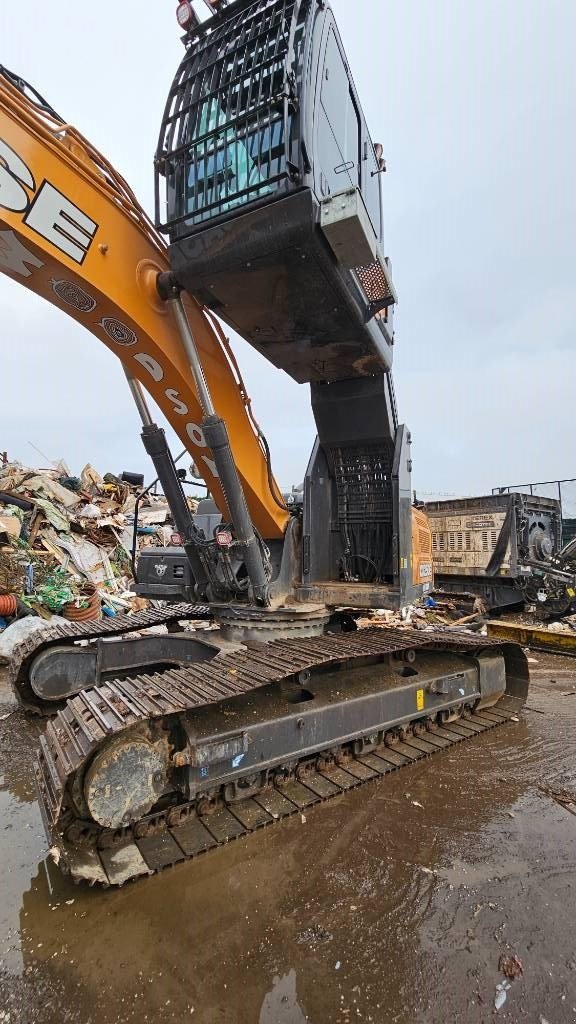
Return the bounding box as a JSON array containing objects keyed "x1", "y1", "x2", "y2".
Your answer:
[
  {"x1": 365, "y1": 594, "x2": 576, "y2": 640},
  {"x1": 541, "y1": 612, "x2": 576, "y2": 634},
  {"x1": 359, "y1": 595, "x2": 489, "y2": 634},
  {"x1": 0, "y1": 459, "x2": 196, "y2": 630}
]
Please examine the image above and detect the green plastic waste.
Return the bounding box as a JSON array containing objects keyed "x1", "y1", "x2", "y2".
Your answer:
[{"x1": 30, "y1": 569, "x2": 85, "y2": 612}]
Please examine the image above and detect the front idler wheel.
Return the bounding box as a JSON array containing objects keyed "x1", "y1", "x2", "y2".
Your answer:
[{"x1": 83, "y1": 728, "x2": 171, "y2": 830}]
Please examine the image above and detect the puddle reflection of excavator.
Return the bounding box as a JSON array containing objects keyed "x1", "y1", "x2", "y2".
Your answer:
[{"x1": 0, "y1": 0, "x2": 528, "y2": 887}]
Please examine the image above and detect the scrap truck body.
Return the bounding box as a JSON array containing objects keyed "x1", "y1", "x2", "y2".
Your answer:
[
  {"x1": 424, "y1": 493, "x2": 575, "y2": 612},
  {"x1": 0, "y1": 0, "x2": 529, "y2": 888}
]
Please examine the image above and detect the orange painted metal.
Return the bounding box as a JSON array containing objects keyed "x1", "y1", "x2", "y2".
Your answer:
[
  {"x1": 411, "y1": 506, "x2": 434, "y2": 589},
  {"x1": 0, "y1": 75, "x2": 288, "y2": 540},
  {"x1": 0, "y1": 594, "x2": 18, "y2": 617}
]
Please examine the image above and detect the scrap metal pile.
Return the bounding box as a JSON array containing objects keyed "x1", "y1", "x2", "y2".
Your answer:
[{"x1": 0, "y1": 459, "x2": 195, "y2": 633}]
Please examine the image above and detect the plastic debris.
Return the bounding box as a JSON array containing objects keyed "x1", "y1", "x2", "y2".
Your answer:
[
  {"x1": 34, "y1": 570, "x2": 76, "y2": 612},
  {"x1": 33, "y1": 498, "x2": 71, "y2": 533},
  {"x1": 494, "y1": 981, "x2": 511, "y2": 1010},
  {"x1": 77, "y1": 503, "x2": 101, "y2": 519},
  {"x1": 80, "y1": 463, "x2": 104, "y2": 493},
  {"x1": 20, "y1": 475, "x2": 80, "y2": 508}
]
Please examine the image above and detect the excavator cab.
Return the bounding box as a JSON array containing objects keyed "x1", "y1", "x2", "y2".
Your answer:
[{"x1": 156, "y1": 0, "x2": 396, "y2": 384}]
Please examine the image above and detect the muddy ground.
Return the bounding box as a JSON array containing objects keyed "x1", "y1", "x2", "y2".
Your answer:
[{"x1": 0, "y1": 654, "x2": 575, "y2": 1024}]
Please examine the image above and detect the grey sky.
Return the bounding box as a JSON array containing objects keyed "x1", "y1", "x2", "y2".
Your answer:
[{"x1": 0, "y1": 1, "x2": 574, "y2": 498}]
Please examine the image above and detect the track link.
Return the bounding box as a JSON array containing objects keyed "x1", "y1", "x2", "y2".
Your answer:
[
  {"x1": 9, "y1": 603, "x2": 211, "y2": 711},
  {"x1": 58, "y1": 695, "x2": 522, "y2": 886},
  {"x1": 35, "y1": 627, "x2": 528, "y2": 886}
]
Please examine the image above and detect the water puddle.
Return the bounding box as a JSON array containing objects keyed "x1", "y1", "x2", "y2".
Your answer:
[{"x1": 1, "y1": 670, "x2": 576, "y2": 1022}]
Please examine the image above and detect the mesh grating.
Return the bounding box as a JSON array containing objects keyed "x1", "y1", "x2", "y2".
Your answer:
[
  {"x1": 157, "y1": 0, "x2": 307, "y2": 233},
  {"x1": 354, "y1": 259, "x2": 395, "y2": 309},
  {"x1": 329, "y1": 445, "x2": 394, "y2": 527},
  {"x1": 418, "y1": 528, "x2": 431, "y2": 554}
]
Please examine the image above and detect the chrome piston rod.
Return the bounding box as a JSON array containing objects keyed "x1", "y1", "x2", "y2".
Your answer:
[{"x1": 157, "y1": 275, "x2": 270, "y2": 606}]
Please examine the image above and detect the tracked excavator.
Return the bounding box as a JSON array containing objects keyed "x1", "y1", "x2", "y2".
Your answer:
[{"x1": 0, "y1": 0, "x2": 528, "y2": 887}]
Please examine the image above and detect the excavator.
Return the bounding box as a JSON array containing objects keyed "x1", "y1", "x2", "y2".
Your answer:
[{"x1": 0, "y1": 0, "x2": 528, "y2": 886}]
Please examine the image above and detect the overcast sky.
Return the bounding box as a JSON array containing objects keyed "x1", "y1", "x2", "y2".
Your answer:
[{"x1": 1, "y1": 1, "x2": 574, "y2": 500}]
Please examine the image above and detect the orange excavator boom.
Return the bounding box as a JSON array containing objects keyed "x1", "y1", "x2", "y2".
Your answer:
[{"x1": 0, "y1": 69, "x2": 288, "y2": 540}]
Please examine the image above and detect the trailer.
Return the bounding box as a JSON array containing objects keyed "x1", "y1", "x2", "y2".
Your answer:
[{"x1": 423, "y1": 493, "x2": 572, "y2": 612}]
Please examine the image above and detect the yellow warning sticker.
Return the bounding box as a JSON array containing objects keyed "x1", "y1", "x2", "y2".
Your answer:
[{"x1": 416, "y1": 688, "x2": 424, "y2": 711}]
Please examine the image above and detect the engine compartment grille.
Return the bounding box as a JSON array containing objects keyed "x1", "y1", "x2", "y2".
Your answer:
[{"x1": 329, "y1": 444, "x2": 394, "y2": 527}]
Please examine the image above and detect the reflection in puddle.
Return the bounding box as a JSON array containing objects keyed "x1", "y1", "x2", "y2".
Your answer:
[
  {"x1": 0, "y1": 786, "x2": 46, "y2": 973},
  {"x1": 259, "y1": 969, "x2": 308, "y2": 1023},
  {"x1": 1, "y1": 669, "x2": 576, "y2": 1023}
]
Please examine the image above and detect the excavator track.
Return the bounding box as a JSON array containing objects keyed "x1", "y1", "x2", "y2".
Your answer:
[
  {"x1": 10, "y1": 603, "x2": 211, "y2": 712},
  {"x1": 35, "y1": 626, "x2": 528, "y2": 886}
]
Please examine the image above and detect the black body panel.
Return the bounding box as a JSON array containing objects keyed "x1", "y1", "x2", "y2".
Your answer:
[{"x1": 169, "y1": 190, "x2": 393, "y2": 383}]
